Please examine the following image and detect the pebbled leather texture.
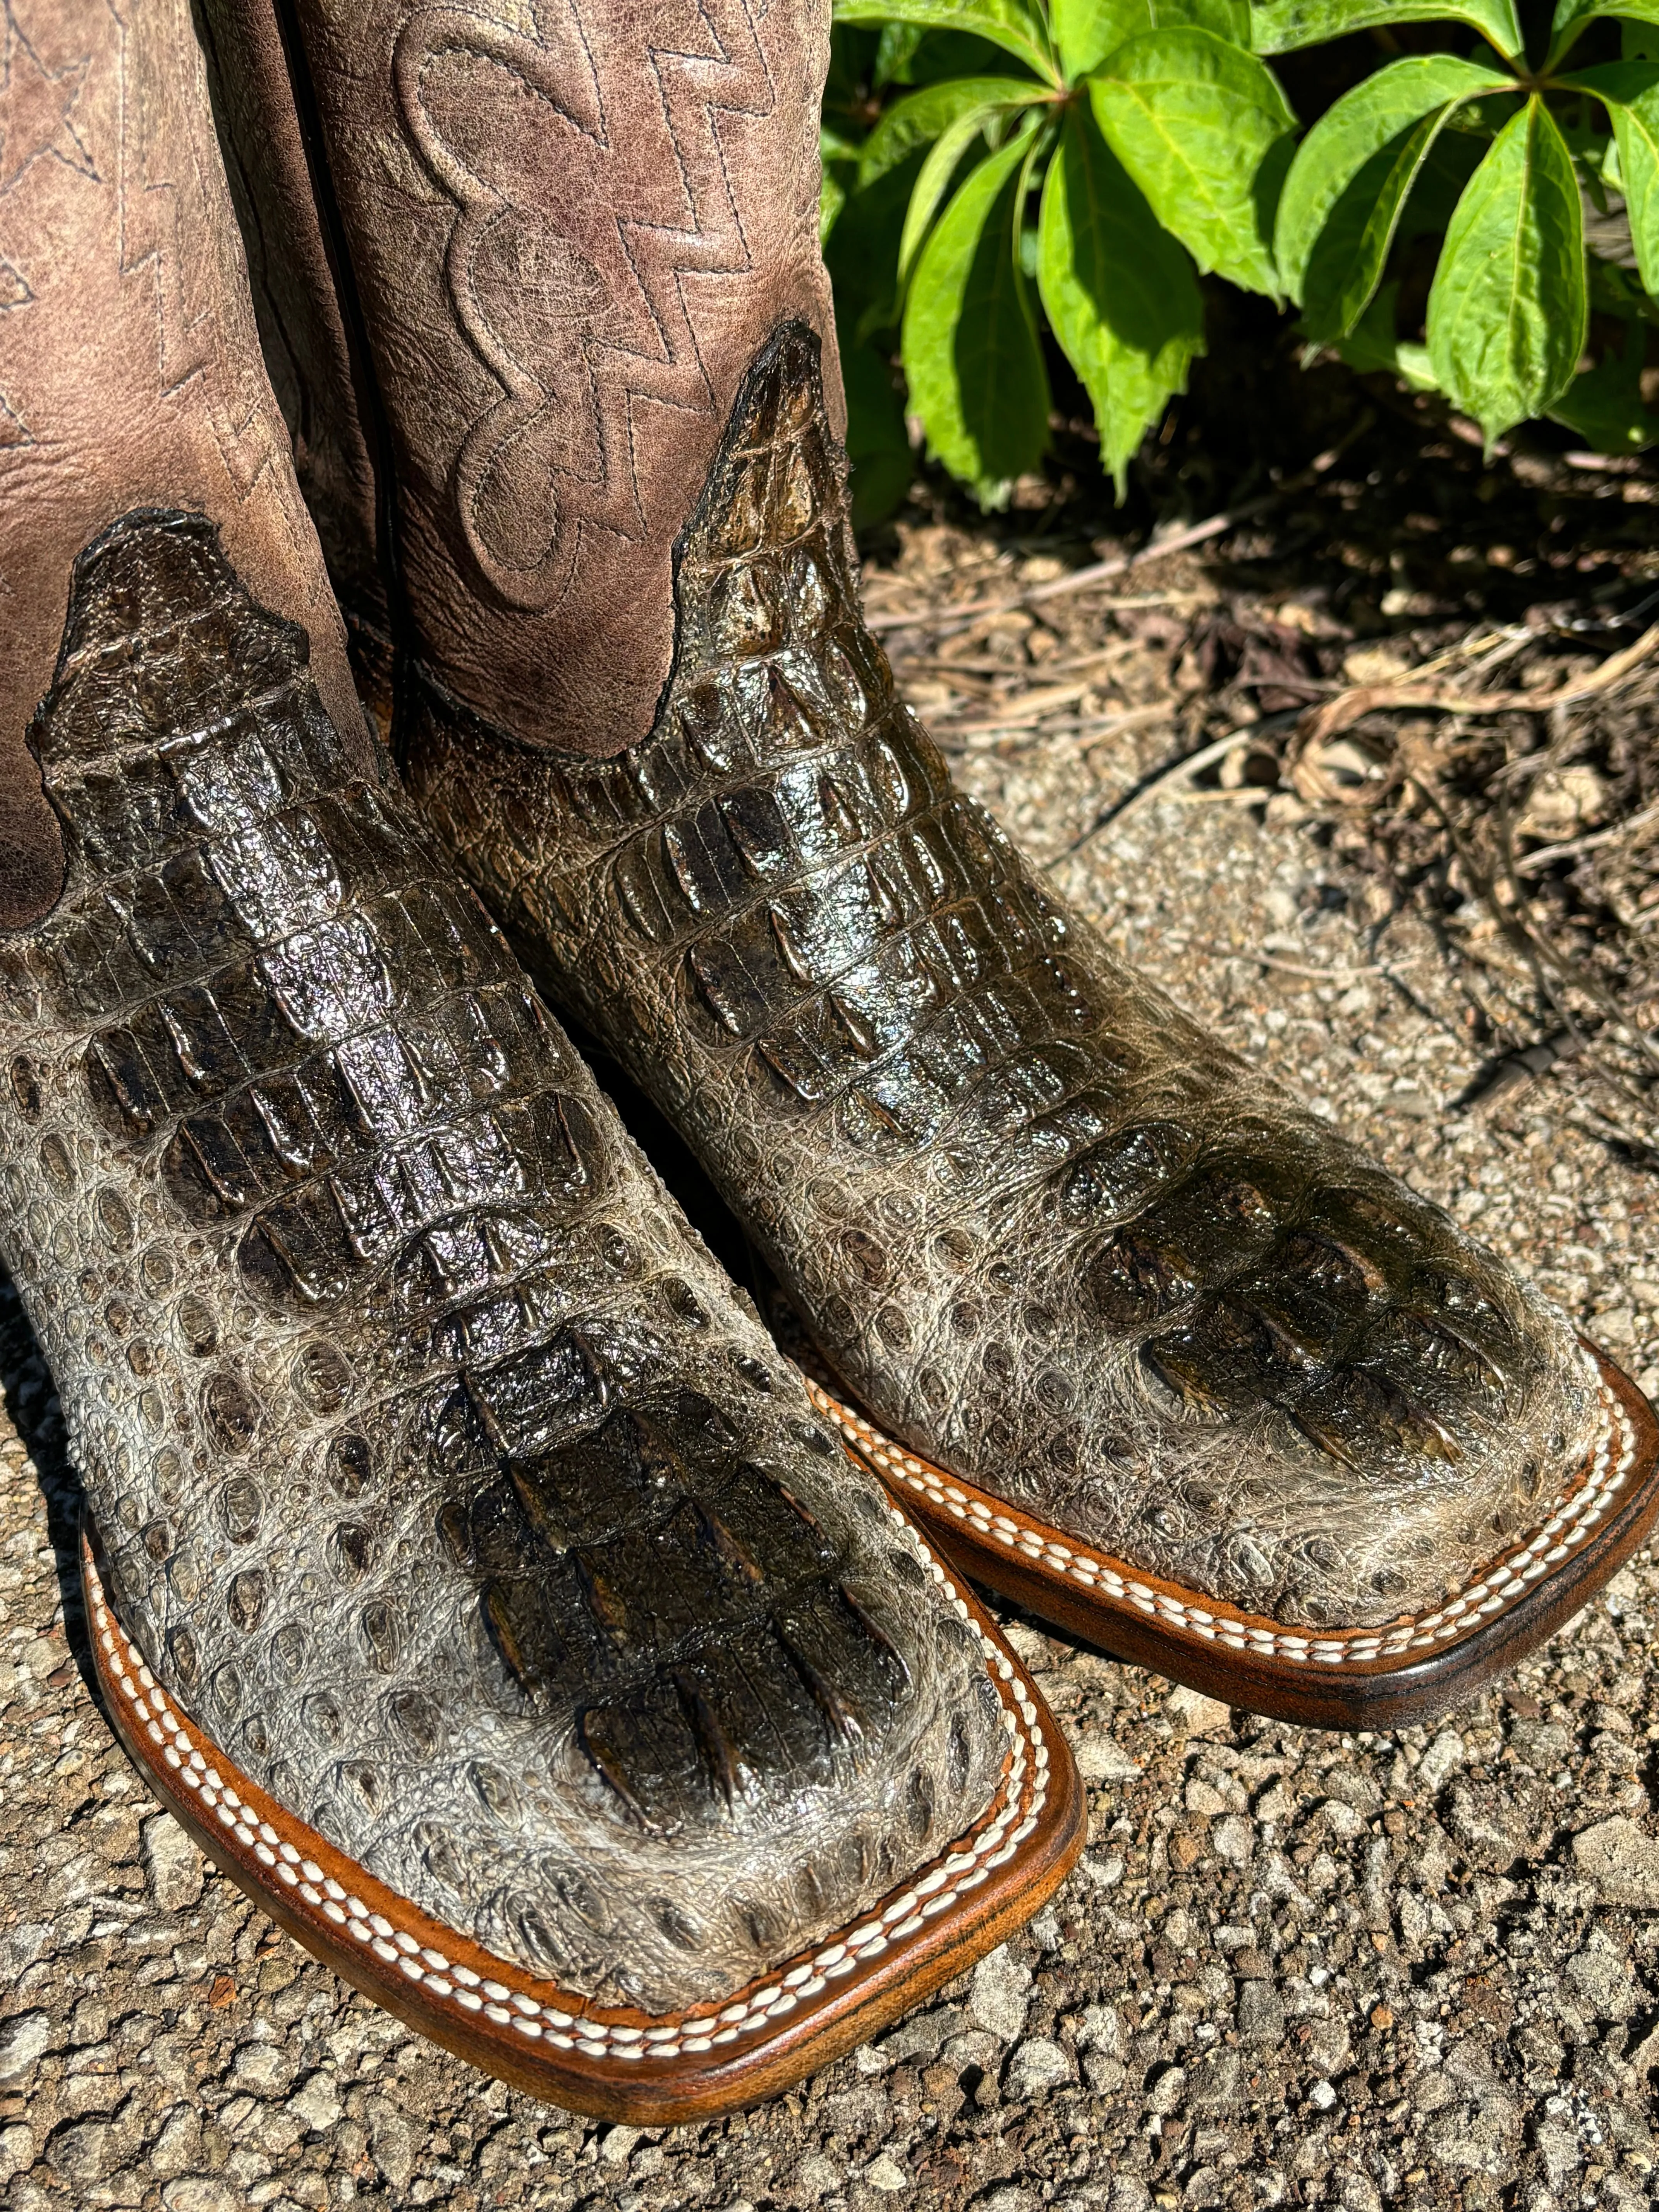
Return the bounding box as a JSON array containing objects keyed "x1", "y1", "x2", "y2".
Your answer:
[
  {"x1": 407, "y1": 321, "x2": 1603, "y2": 1636},
  {"x1": 0, "y1": 509, "x2": 1005, "y2": 2011}
]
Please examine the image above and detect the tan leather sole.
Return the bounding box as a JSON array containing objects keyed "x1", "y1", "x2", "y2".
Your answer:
[
  {"x1": 803, "y1": 1343, "x2": 1659, "y2": 1731},
  {"x1": 83, "y1": 1504, "x2": 1083, "y2": 2123}
]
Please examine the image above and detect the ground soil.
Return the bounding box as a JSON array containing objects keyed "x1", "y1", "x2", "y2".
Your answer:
[{"x1": 5, "y1": 378, "x2": 1659, "y2": 2212}]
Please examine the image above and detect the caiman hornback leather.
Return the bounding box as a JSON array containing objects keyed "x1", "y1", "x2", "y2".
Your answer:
[
  {"x1": 0, "y1": 510, "x2": 1005, "y2": 2011},
  {"x1": 407, "y1": 322, "x2": 1601, "y2": 1634}
]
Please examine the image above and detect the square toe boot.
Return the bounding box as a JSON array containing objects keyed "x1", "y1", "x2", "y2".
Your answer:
[
  {"x1": 215, "y1": 0, "x2": 1659, "y2": 1728},
  {"x1": 0, "y1": 508, "x2": 1080, "y2": 2119},
  {"x1": 400, "y1": 326, "x2": 1659, "y2": 1731}
]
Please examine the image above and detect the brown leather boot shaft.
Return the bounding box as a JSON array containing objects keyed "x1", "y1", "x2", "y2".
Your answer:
[
  {"x1": 193, "y1": 0, "x2": 388, "y2": 649},
  {"x1": 0, "y1": 0, "x2": 366, "y2": 927},
  {"x1": 283, "y1": 0, "x2": 842, "y2": 759}
]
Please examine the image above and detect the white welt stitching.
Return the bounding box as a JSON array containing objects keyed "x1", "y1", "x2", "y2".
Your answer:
[
  {"x1": 805, "y1": 1349, "x2": 1635, "y2": 1668},
  {"x1": 88, "y1": 1506, "x2": 1047, "y2": 2066}
]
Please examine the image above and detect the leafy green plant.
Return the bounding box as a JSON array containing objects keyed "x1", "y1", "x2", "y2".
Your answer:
[{"x1": 822, "y1": 0, "x2": 1659, "y2": 519}]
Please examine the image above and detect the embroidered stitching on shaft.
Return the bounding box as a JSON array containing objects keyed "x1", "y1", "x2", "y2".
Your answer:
[{"x1": 392, "y1": 0, "x2": 773, "y2": 607}]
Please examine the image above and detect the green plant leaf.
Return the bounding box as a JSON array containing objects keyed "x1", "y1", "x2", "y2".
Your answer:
[
  {"x1": 901, "y1": 123, "x2": 1051, "y2": 495},
  {"x1": 839, "y1": 334, "x2": 916, "y2": 524},
  {"x1": 897, "y1": 103, "x2": 1007, "y2": 286},
  {"x1": 1088, "y1": 29, "x2": 1295, "y2": 295},
  {"x1": 874, "y1": 21, "x2": 926, "y2": 84},
  {"x1": 1426, "y1": 97, "x2": 1587, "y2": 445},
  {"x1": 1332, "y1": 282, "x2": 1438, "y2": 387},
  {"x1": 1252, "y1": 0, "x2": 1523, "y2": 60},
  {"x1": 859, "y1": 76, "x2": 1049, "y2": 188},
  {"x1": 835, "y1": 0, "x2": 1058, "y2": 82},
  {"x1": 1013, "y1": 99, "x2": 1050, "y2": 252},
  {"x1": 1054, "y1": 0, "x2": 1250, "y2": 80},
  {"x1": 1306, "y1": 114, "x2": 1448, "y2": 336},
  {"x1": 1546, "y1": 322, "x2": 1658, "y2": 450},
  {"x1": 1038, "y1": 105, "x2": 1204, "y2": 494},
  {"x1": 1560, "y1": 62, "x2": 1659, "y2": 293},
  {"x1": 1275, "y1": 56, "x2": 1513, "y2": 337},
  {"x1": 1546, "y1": 0, "x2": 1659, "y2": 69}
]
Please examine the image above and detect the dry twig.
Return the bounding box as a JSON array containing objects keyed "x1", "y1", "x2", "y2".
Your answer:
[
  {"x1": 936, "y1": 700, "x2": 1170, "y2": 748},
  {"x1": 1516, "y1": 797, "x2": 1659, "y2": 875},
  {"x1": 868, "y1": 411, "x2": 1377, "y2": 640},
  {"x1": 1296, "y1": 620, "x2": 1659, "y2": 750},
  {"x1": 1047, "y1": 717, "x2": 1301, "y2": 864}
]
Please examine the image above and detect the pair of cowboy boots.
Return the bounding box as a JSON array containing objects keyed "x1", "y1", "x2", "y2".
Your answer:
[{"x1": 1, "y1": 0, "x2": 1651, "y2": 2119}]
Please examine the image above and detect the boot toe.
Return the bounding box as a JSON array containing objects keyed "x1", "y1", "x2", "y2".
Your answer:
[
  {"x1": 6, "y1": 510, "x2": 1009, "y2": 2021},
  {"x1": 258, "y1": 1376, "x2": 1011, "y2": 2012},
  {"x1": 899, "y1": 1102, "x2": 1604, "y2": 1631}
]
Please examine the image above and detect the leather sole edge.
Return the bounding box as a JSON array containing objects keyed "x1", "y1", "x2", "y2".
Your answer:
[
  {"x1": 805, "y1": 1342, "x2": 1659, "y2": 1731},
  {"x1": 81, "y1": 1499, "x2": 1084, "y2": 2122}
]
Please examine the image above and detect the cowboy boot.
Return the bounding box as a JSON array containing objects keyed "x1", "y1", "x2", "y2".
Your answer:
[
  {"x1": 0, "y1": 0, "x2": 1077, "y2": 2119},
  {"x1": 252, "y1": 0, "x2": 1657, "y2": 1726}
]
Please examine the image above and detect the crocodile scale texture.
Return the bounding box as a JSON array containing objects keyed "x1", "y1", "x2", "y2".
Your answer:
[
  {"x1": 407, "y1": 320, "x2": 1602, "y2": 1636},
  {"x1": 0, "y1": 509, "x2": 1008, "y2": 2012}
]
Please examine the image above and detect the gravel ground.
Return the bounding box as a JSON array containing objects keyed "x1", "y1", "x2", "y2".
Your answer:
[{"x1": 5, "y1": 507, "x2": 1659, "y2": 2212}]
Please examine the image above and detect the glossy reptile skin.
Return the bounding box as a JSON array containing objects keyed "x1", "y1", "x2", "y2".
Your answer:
[
  {"x1": 407, "y1": 321, "x2": 1602, "y2": 1637},
  {"x1": 0, "y1": 509, "x2": 1007, "y2": 2013}
]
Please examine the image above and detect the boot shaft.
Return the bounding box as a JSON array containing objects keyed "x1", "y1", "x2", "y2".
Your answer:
[
  {"x1": 236, "y1": 0, "x2": 842, "y2": 759},
  {"x1": 0, "y1": 0, "x2": 364, "y2": 924}
]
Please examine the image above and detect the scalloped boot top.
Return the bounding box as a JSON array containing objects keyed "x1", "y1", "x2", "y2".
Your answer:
[
  {"x1": 405, "y1": 321, "x2": 1659, "y2": 1729},
  {"x1": 0, "y1": 510, "x2": 1080, "y2": 2119}
]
